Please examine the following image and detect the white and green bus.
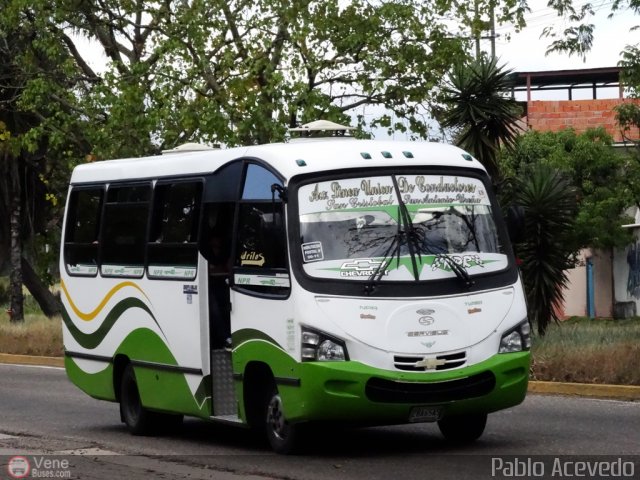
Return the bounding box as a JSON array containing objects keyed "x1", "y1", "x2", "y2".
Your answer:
[{"x1": 60, "y1": 131, "x2": 530, "y2": 453}]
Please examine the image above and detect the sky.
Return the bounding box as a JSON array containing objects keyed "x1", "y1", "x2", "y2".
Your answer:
[{"x1": 495, "y1": 0, "x2": 638, "y2": 74}]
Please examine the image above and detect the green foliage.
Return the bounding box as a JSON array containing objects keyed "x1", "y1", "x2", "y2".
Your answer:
[
  {"x1": 439, "y1": 57, "x2": 523, "y2": 179},
  {"x1": 616, "y1": 45, "x2": 640, "y2": 155},
  {"x1": 513, "y1": 165, "x2": 577, "y2": 336},
  {"x1": 502, "y1": 128, "x2": 634, "y2": 251},
  {"x1": 501, "y1": 128, "x2": 635, "y2": 335}
]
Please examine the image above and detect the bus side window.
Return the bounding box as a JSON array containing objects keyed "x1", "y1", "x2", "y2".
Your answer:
[
  {"x1": 101, "y1": 184, "x2": 151, "y2": 277},
  {"x1": 147, "y1": 181, "x2": 202, "y2": 280},
  {"x1": 234, "y1": 164, "x2": 289, "y2": 295},
  {"x1": 64, "y1": 187, "x2": 103, "y2": 276}
]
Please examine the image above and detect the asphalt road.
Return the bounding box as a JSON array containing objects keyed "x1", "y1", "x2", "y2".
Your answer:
[{"x1": 0, "y1": 363, "x2": 638, "y2": 480}]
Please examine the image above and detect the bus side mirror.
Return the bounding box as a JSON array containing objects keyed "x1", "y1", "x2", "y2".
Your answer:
[{"x1": 506, "y1": 206, "x2": 525, "y2": 244}]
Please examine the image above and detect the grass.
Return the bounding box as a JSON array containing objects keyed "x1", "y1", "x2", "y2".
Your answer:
[
  {"x1": 0, "y1": 313, "x2": 63, "y2": 357},
  {"x1": 0, "y1": 278, "x2": 63, "y2": 357},
  {"x1": 531, "y1": 316, "x2": 640, "y2": 385}
]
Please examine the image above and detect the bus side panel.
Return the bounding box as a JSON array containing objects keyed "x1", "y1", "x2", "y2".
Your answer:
[
  {"x1": 230, "y1": 289, "x2": 297, "y2": 422},
  {"x1": 64, "y1": 355, "x2": 116, "y2": 401},
  {"x1": 60, "y1": 273, "x2": 211, "y2": 419}
]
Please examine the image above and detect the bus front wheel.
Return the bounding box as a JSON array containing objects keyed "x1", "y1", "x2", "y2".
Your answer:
[
  {"x1": 120, "y1": 364, "x2": 155, "y2": 435},
  {"x1": 264, "y1": 385, "x2": 301, "y2": 454},
  {"x1": 437, "y1": 413, "x2": 487, "y2": 443}
]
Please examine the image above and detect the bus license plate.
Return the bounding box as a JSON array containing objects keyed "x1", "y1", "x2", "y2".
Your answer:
[{"x1": 408, "y1": 406, "x2": 443, "y2": 423}]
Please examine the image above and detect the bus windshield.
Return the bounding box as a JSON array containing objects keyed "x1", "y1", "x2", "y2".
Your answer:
[{"x1": 297, "y1": 173, "x2": 508, "y2": 282}]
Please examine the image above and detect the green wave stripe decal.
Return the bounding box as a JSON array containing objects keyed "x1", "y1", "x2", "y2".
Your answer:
[
  {"x1": 232, "y1": 328, "x2": 283, "y2": 350},
  {"x1": 194, "y1": 375, "x2": 212, "y2": 410},
  {"x1": 62, "y1": 297, "x2": 166, "y2": 350},
  {"x1": 66, "y1": 328, "x2": 211, "y2": 417}
]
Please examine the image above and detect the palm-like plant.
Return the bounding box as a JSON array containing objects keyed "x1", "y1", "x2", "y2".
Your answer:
[
  {"x1": 440, "y1": 57, "x2": 523, "y2": 180},
  {"x1": 514, "y1": 165, "x2": 577, "y2": 336}
]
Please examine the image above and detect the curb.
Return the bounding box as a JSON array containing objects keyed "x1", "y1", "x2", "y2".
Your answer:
[
  {"x1": 528, "y1": 380, "x2": 640, "y2": 401},
  {"x1": 1, "y1": 354, "x2": 639, "y2": 401},
  {"x1": 0, "y1": 353, "x2": 64, "y2": 368}
]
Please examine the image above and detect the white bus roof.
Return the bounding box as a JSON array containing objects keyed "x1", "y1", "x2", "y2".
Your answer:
[{"x1": 69, "y1": 139, "x2": 486, "y2": 185}]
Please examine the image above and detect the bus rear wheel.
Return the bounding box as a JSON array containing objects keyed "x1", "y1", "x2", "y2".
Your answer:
[
  {"x1": 120, "y1": 364, "x2": 155, "y2": 435},
  {"x1": 437, "y1": 413, "x2": 487, "y2": 443},
  {"x1": 264, "y1": 385, "x2": 301, "y2": 454}
]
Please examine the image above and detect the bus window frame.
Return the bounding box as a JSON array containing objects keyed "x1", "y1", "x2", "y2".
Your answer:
[
  {"x1": 229, "y1": 159, "x2": 292, "y2": 300},
  {"x1": 147, "y1": 177, "x2": 205, "y2": 282},
  {"x1": 99, "y1": 181, "x2": 153, "y2": 280},
  {"x1": 63, "y1": 184, "x2": 105, "y2": 278}
]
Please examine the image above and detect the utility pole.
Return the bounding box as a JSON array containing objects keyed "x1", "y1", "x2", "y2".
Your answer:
[
  {"x1": 474, "y1": 0, "x2": 481, "y2": 58},
  {"x1": 473, "y1": 0, "x2": 497, "y2": 58},
  {"x1": 489, "y1": 0, "x2": 496, "y2": 58}
]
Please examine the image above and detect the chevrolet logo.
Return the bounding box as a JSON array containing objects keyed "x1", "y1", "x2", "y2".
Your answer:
[{"x1": 414, "y1": 357, "x2": 447, "y2": 370}]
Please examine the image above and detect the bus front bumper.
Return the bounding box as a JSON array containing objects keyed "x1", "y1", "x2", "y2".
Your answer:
[{"x1": 279, "y1": 351, "x2": 530, "y2": 424}]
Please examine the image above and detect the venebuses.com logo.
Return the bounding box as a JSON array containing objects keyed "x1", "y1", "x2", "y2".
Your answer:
[
  {"x1": 6, "y1": 455, "x2": 71, "y2": 478},
  {"x1": 7, "y1": 456, "x2": 30, "y2": 479}
]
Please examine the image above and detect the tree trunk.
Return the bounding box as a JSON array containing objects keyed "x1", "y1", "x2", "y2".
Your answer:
[
  {"x1": 8, "y1": 154, "x2": 24, "y2": 322},
  {"x1": 21, "y1": 257, "x2": 61, "y2": 317}
]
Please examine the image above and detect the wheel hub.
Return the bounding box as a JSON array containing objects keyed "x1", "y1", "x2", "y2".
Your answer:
[{"x1": 267, "y1": 394, "x2": 286, "y2": 439}]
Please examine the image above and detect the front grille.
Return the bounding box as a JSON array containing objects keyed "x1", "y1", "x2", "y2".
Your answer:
[
  {"x1": 365, "y1": 371, "x2": 496, "y2": 404},
  {"x1": 394, "y1": 351, "x2": 467, "y2": 371}
]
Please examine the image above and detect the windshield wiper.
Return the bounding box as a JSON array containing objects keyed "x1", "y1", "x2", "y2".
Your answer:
[
  {"x1": 435, "y1": 253, "x2": 474, "y2": 288},
  {"x1": 365, "y1": 176, "x2": 423, "y2": 294},
  {"x1": 365, "y1": 216, "x2": 403, "y2": 295},
  {"x1": 391, "y1": 175, "x2": 421, "y2": 281}
]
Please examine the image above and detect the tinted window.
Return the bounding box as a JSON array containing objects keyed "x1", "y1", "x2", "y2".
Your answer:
[
  {"x1": 101, "y1": 183, "x2": 151, "y2": 277},
  {"x1": 64, "y1": 188, "x2": 103, "y2": 276},
  {"x1": 148, "y1": 181, "x2": 202, "y2": 279},
  {"x1": 234, "y1": 164, "x2": 289, "y2": 295}
]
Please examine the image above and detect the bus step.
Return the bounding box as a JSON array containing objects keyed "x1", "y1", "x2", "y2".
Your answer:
[
  {"x1": 211, "y1": 349, "x2": 237, "y2": 416},
  {"x1": 210, "y1": 414, "x2": 244, "y2": 426}
]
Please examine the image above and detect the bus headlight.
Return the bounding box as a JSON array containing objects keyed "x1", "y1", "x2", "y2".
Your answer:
[
  {"x1": 499, "y1": 320, "x2": 532, "y2": 353},
  {"x1": 301, "y1": 328, "x2": 348, "y2": 362}
]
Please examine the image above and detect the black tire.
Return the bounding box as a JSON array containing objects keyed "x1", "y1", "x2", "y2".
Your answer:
[
  {"x1": 119, "y1": 364, "x2": 155, "y2": 435},
  {"x1": 437, "y1": 413, "x2": 487, "y2": 443},
  {"x1": 264, "y1": 385, "x2": 301, "y2": 454}
]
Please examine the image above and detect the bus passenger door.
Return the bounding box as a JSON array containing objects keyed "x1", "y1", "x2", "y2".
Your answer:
[
  {"x1": 229, "y1": 163, "x2": 294, "y2": 421},
  {"x1": 202, "y1": 202, "x2": 237, "y2": 418}
]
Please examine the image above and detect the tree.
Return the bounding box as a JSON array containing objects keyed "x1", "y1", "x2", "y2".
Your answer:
[
  {"x1": 513, "y1": 165, "x2": 577, "y2": 336},
  {"x1": 0, "y1": 1, "x2": 89, "y2": 320},
  {"x1": 542, "y1": 0, "x2": 640, "y2": 61},
  {"x1": 501, "y1": 128, "x2": 634, "y2": 334},
  {"x1": 502, "y1": 128, "x2": 634, "y2": 250},
  {"x1": 0, "y1": 0, "x2": 529, "y2": 319},
  {"x1": 438, "y1": 57, "x2": 523, "y2": 180}
]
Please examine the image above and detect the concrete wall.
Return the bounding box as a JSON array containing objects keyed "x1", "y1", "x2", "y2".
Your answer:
[
  {"x1": 559, "y1": 249, "x2": 613, "y2": 318},
  {"x1": 562, "y1": 253, "x2": 587, "y2": 317}
]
